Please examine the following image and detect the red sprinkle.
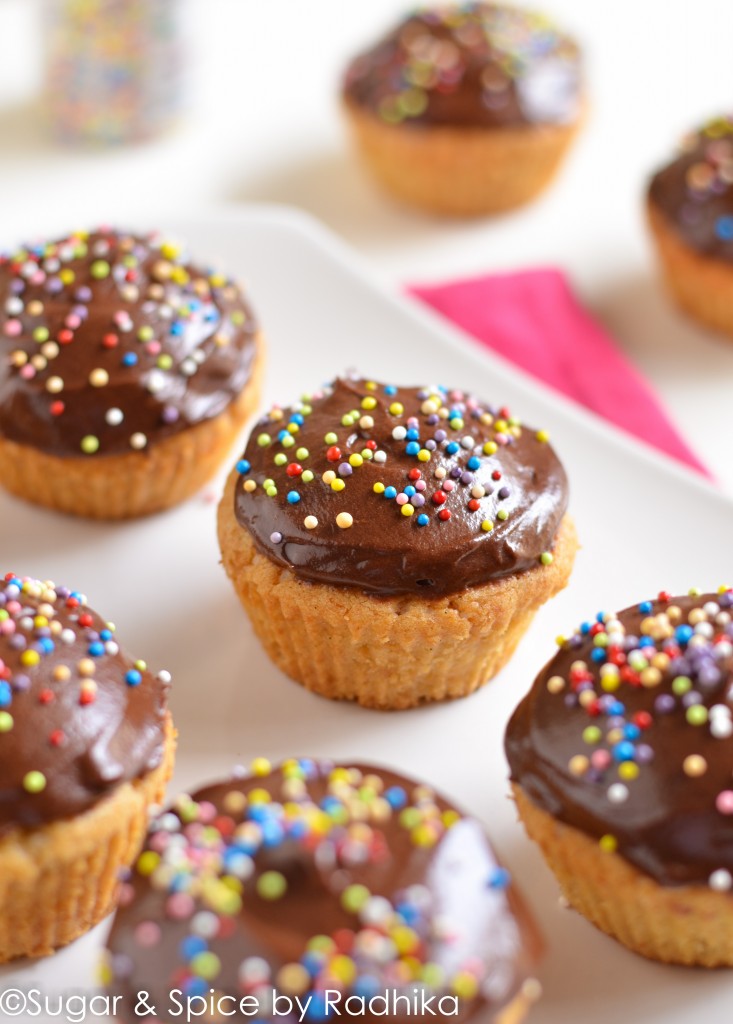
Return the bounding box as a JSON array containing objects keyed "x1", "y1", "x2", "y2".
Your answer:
[
  {"x1": 492, "y1": 470, "x2": 502, "y2": 481},
  {"x1": 50, "y1": 401, "x2": 65, "y2": 416},
  {"x1": 49, "y1": 729, "x2": 66, "y2": 747},
  {"x1": 326, "y1": 446, "x2": 341, "y2": 462},
  {"x1": 408, "y1": 469, "x2": 421, "y2": 481},
  {"x1": 78, "y1": 613, "x2": 94, "y2": 628},
  {"x1": 39, "y1": 689, "x2": 55, "y2": 704},
  {"x1": 103, "y1": 333, "x2": 119, "y2": 349},
  {"x1": 432, "y1": 490, "x2": 446, "y2": 505},
  {"x1": 438, "y1": 509, "x2": 451, "y2": 521},
  {"x1": 467, "y1": 499, "x2": 480, "y2": 512},
  {"x1": 286, "y1": 463, "x2": 303, "y2": 478},
  {"x1": 58, "y1": 329, "x2": 74, "y2": 344}
]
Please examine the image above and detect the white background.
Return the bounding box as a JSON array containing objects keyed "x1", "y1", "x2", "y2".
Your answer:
[{"x1": 0, "y1": 0, "x2": 732, "y2": 489}]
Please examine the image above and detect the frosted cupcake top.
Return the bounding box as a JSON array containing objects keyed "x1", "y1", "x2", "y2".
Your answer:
[
  {"x1": 231, "y1": 377, "x2": 569, "y2": 596},
  {"x1": 506, "y1": 589, "x2": 733, "y2": 889},
  {"x1": 0, "y1": 573, "x2": 169, "y2": 832},
  {"x1": 0, "y1": 228, "x2": 258, "y2": 458},
  {"x1": 649, "y1": 115, "x2": 733, "y2": 261},
  {"x1": 343, "y1": 2, "x2": 582, "y2": 129},
  {"x1": 105, "y1": 759, "x2": 541, "y2": 1023}
]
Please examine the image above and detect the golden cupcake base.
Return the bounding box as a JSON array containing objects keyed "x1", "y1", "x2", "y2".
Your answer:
[
  {"x1": 218, "y1": 467, "x2": 577, "y2": 709},
  {"x1": 0, "y1": 715, "x2": 175, "y2": 963},
  {"x1": 648, "y1": 202, "x2": 733, "y2": 342},
  {"x1": 512, "y1": 783, "x2": 733, "y2": 967},
  {"x1": 344, "y1": 98, "x2": 582, "y2": 217},
  {"x1": 0, "y1": 339, "x2": 264, "y2": 520}
]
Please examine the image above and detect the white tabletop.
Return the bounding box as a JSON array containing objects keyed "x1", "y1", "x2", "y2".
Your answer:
[{"x1": 1, "y1": 0, "x2": 732, "y2": 491}]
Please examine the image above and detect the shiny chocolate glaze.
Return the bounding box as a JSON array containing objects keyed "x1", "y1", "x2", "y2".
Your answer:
[
  {"x1": 106, "y1": 760, "x2": 542, "y2": 1023},
  {"x1": 0, "y1": 573, "x2": 169, "y2": 833},
  {"x1": 506, "y1": 591, "x2": 733, "y2": 887},
  {"x1": 232, "y1": 377, "x2": 568, "y2": 597},
  {"x1": 648, "y1": 116, "x2": 733, "y2": 261},
  {"x1": 0, "y1": 229, "x2": 258, "y2": 458},
  {"x1": 343, "y1": 3, "x2": 582, "y2": 129}
]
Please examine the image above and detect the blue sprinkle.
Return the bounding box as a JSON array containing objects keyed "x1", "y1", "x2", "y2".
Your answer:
[
  {"x1": 591, "y1": 648, "x2": 606, "y2": 662},
  {"x1": 675, "y1": 624, "x2": 694, "y2": 644},
  {"x1": 638, "y1": 601, "x2": 653, "y2": 614},
  {"x1": 385, "y1": 786, "x2": 407, "y2": 809},
  {"x1": 170, "y1": 322, "x2": 184, "y2": 336},
  {"x1": 290, "y1": 413, "x2": 304, "y2": 426},
  {"x1": 180, "y1": 936, "x2": 207, "y2": 961},
  {"x1": 182, "y1": 978, "x2": 207, "y2": 998},
  {"x1": 405, "y1": 441, "x2": 420, "y2": 456},
  {"x1": 624, "y1": 724, "x2": 641, "y2": 741},
  {"x1": 0, "y1": 681, "x2": 11, "y2": 707},
  {"x1": 385, "y1": 385, "x2": 397, "y2": 396},
  {"x1": 384, "y1": 486, "x2": 397, "y2": 500},
  {"x1": 125, "y1": 669, "x2": 142, "y2": 687},
  {"x1": 446, "y1": 442, "x2": 460, "y2": 455},
  {"x1": 467, "y1": 456, "x2": 481, "y2": 471},
  {"x1": 406, "y1": 429, "x2": 420, "y2": 441},
  {"x1": 404, "y1": 485, "x2": 416, "y2": 497},
  {"x1": 38, "y1": 638, "x2": 55, "y2": 654},
  {"x1": 613, "y1": 740, "x2": 636, "y2": 763},
  {"x1": 100, "y1": 629, "x2": 113, "y2": 641},
  {"x1": 396, "y1": 901, "x2": 420, "y2": 924},
  {"x1": 88, "y1": 641, "x2": 105, "y2": 657},
  {"x1": 287, "y1": 491, "x2": 301, "y2": 504},
  {"x1": 716, "y1": 215, "x2": 733, "y2": 241},
  {"x1": 580, "y1": 621, "x2": 592, "y2": 635},
  {"x1": 417, "y1": 514, "x2": 429, "y2": 526},
  {"x1": 609, "y1": 700, "x2": 626, "y2": 716},
  {"x1": 277, "y1": 429, "x2": 290, "y2": 442},
  {"x1": 487, "y1": 866, "x2": 511, "y2": 890},
  {"x1": 236, "y1": 459, "x2": 251, "y2": 475},
  {"x1": 122, "y1": 352, "x2": 138, "y2": 367}
]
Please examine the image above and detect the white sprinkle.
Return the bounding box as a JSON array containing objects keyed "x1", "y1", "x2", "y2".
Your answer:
[{"x1": 106, "y1": 408, "x2": 124, "y2": 426}]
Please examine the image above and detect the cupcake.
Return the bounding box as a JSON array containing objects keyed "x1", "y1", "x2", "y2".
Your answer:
[
  {"x1": 0, "y1": 572, "x2": 174, "y2": 962},
  {"x1": 105, "y1": 758, "x2": 543, "y2": 1024},
  {"x1": 342, "y1": 2, "x2": 583, "y2": 217},
  {"x1": 218, "y1": 376, "x2": 576, "y2": 709},
  {"x1": 505, "y1": 587, "x2": 733, "y2": 966},
  {"x1": 0, "y1": 228, "x2": 264, "y2": 519},
  {"x1": 648, "y1": 115, "x2": 733, "y2": 340}
]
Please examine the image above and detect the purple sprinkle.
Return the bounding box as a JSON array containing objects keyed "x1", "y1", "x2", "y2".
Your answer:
[
  {"x1": 270, "y1": 532, "x2": 283, "y2": 544},
  {"x1": 636, "y1": 744, "x2": 654, "y2": 764},
  {"x1": 161, "y1": 406, "x2": 179, "y2": 424},
  {"x1": 434, "y1": 430, "x2": 447, "y2": 443},
  {"x1": 460, "y1": 472, "x2": 473, "y2": 485},
  {"x1": 498, "y1": 486, "x2": 511, "y2": 499},
  {"x1": 655, "y1": 694, "x2": 676, "y2": 714},
  {"x1": 411, "y1": 494, "x2": 425, "y2": 508},
  {"x1": 338, "y1": 463, "x2": 353, "y2": 477}
]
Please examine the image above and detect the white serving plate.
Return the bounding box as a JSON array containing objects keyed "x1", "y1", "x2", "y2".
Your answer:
[{"x1": 1, "y1": 205, "x2": 732, "y2": 1023}]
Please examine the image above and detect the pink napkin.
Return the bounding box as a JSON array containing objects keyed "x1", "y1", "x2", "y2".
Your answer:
[{"x1": 410, "y1": 268, "x2": 711, "y2": 478}]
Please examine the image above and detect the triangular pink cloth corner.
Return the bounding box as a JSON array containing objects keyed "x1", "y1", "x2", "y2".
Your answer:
[{"x1": 409, "y1": 268, "x2": 711, "y2": 479}]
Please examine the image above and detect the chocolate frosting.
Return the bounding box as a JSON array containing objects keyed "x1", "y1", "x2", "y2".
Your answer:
[
  {"x1": 232, "y1": 377, "x2": 568, "y2": 597},
  {"x1": 0, "y1": 573, "x2": 170, "y2": 833},
  {"x1": 106, "y1": 760, "x2": 541, "y2": 1023},
  {"x1": 343, "y1": 2, "x2": 582, "y2": 129},
  {"x1": 505, "y1": 590, "x2": 733, "y2": 888},
  {"x1": 648, "y1": 116, "x2": 733, "y2": 261},
  {"x1": 0, "y1": 228, "x2": 258, "y2": 458}
]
